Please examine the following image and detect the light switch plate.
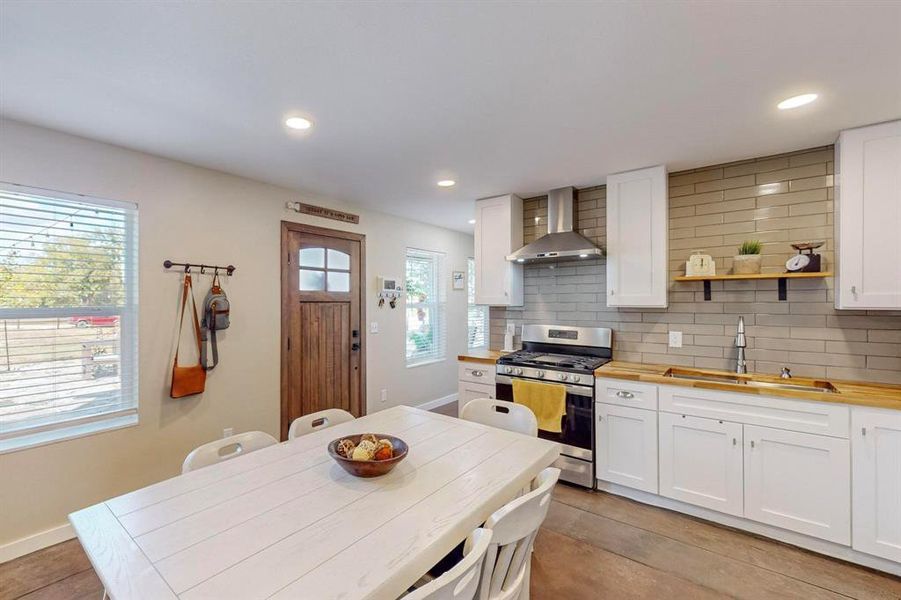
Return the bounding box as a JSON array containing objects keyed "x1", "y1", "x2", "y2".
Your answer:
[
  {"x1": 668, "y1": 331, "x2": 683, "y2": 348},
  {"x1": 370, "y1": 322, "x2": 379, "y2": 334}
]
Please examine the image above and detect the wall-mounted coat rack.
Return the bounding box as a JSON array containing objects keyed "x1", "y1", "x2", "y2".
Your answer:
[{"x1": 163, "y1": 260, "x2": 236, "y2": 276}]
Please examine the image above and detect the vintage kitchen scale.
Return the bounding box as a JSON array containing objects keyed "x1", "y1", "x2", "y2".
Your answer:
[{"x1": 785, "y1": 241, "x2": 824, "y2": 273}]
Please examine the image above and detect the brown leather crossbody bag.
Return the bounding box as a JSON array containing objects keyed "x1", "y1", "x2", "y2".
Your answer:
[{"x1": 170, "y1": 274, "x2": 207, "y2": 398}]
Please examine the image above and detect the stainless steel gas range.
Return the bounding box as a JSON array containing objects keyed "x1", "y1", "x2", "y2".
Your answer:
[{"x1": 495, "y1": 324, "x2": 612, "y2": 487}]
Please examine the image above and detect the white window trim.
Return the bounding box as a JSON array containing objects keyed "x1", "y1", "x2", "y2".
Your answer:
[
  {"x1": 405, "y1": 247, "x2": 446, "y2": 367},
  {"x1": 0, "y1": 182, "x2": 139, "y2": 453},
  {"x1": 466, "y1": 257, "x2": 489, "y2": 349}
]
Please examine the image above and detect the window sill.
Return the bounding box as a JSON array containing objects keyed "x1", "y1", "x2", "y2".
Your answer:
[
  {"x1": 0, "y1": 411, "x2": 139, "y2": 454},
  {"x1": 406, "y1": 357, "x2": 446, "y2": 369}
]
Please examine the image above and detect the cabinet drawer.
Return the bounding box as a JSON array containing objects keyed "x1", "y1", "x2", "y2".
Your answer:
[
  {"x1": 659, "y1": 384, "x2": 849, "y2": 438},
  {"x1": 458, "y1": 362, "x2": 496, "y2": 384},
  {"x1": 596, "y1": 378, "x2": 658, "y2": 410}
]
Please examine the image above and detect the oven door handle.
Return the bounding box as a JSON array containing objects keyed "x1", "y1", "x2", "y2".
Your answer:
[{"x1": 495, "y1": 375, "x2": 594, "y2": 397}]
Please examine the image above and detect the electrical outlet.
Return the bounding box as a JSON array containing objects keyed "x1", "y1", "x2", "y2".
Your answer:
[
  {"x1": 370, "y1": 322, "x2": 379, "y2": 334},
  {"x1": 668, "y1": 331, "x2": 683, "y2": 348},
  {"x1": 380, "y1": 389, "x2": 388, "y2": 403},
  {"x1": 223, "y1": 427, "x2": 234, "y2": 438}
]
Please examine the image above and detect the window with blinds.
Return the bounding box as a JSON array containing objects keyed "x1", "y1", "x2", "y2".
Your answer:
[
  {"x1": 467, "y1": 258, "x2": 489, "y2": 349},
  {"x1": 0, "y1": 184, "x2": 138, "y2": 452},
  {"x1": 405, "y1": 248, "x2": 446, "y2": 366}
]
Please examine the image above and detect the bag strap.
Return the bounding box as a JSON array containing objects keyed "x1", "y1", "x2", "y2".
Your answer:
[{"x1": 175, "y1": 274, "x2": 202, "y2": 365}]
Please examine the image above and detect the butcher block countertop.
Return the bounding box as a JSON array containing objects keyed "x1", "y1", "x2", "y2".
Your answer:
[
  {"x1": 457, "y1": 349, "x2": 506, "y2": 364},
  {"x1": 595, "y1": 361, "x2": 901, "y2": 410}
]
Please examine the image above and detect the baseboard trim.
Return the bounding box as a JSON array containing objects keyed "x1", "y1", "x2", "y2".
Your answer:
[
  {"x1": 596, "y1": 480, "x2": 901, "y2": 577},
  {"x1": 0, "y1": 523, "x2": 75, "y2": 563},
  {"x1": 414, "y1": 392, "x2": 459, "y2": 412}
]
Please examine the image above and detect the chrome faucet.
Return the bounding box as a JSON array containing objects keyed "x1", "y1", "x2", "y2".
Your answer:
[{"x1": 734, "y1": 316, "x2": 747, "y2": 374}]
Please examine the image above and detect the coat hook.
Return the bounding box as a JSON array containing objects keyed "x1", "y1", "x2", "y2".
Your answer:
[
  {"x1": 201, "y1": 265, "x2": 206, "y2": 274},
  {"x1": 184, "y1": 264, "x2": 190, "y2": 273}
]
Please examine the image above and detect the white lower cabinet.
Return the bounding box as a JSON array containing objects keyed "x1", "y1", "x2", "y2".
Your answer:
[
  {"x1": 658, "y1": 413, "x2": 743, "y2": 517},
  {"x1": 457, "y1": 382, "x2": 494, "y2": 413},
  {"x1": 596, "y1": 403, "x2": 658, "y2": 494},
  {"x1": 744, "y1": 425, "x2": 851, "y2": 545},
  {"x1": 852, "y1": 407, "x2": 901, "y2": 562}
]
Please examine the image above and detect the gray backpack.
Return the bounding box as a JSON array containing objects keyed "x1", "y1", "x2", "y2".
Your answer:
[{"x1": 200, "y1": 275, "x2": 230, "y2": 370}]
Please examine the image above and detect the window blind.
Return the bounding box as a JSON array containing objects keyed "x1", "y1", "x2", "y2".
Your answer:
[
  {"x1": 467, "y1": 257, "x2": 489, "y2": 348},
  {"x1": 0, "y1": 184, "x2": 138, "y2": 450},
  {"x1": 405, "y1": 248, "x2": 446, "y2": 366}
]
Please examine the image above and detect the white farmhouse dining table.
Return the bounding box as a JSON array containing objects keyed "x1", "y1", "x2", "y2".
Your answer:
[{"x1": 69, "y1": 405, "x2": 560, "y2": 600}]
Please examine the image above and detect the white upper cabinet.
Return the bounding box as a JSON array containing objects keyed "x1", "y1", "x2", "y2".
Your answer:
[
  {"x1": 852, "y1": 407, "x2": 901, "y2": 562},
  {"x1": 835, "y1": 120, "x2": 901, "y2": 309},
  {"x1": 606, "y1": 165, "x2": 668, "y2": 307},
  {"x1": 474, "y1": 194, "x2": 523, "y2": 306}
]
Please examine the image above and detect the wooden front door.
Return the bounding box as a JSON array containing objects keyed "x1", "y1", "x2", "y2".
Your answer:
[{"x1": 281, "y1": 222, "x2": 365, "y2": 440}]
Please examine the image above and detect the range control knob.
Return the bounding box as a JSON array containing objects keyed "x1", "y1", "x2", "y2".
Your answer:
[
  {"x1": 536, "y1": 370, "x2": 546, "y2": 378},
  {"x1": 557, "y1": 373, "x2": 569, "y2": 381},
  {"x1": 514, "y1": 368, "x2": 524, "y2": 376},
  {"x1": 505, "y1": 366, "x2": 513, "y2": 374},
  {"x1": 571, "y1": 375, "x2": 582, "y2": 384}
]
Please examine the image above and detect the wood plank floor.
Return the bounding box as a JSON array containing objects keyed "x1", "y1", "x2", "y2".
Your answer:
[{"x1": 2, "y1": 400, "x2": 899, "y2": 599}]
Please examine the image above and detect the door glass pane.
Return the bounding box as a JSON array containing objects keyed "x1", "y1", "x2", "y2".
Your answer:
[
  {"x1": 299, "y1": 269, "x2": 325, "y2": 291},
  {"x1": 327, "y1": 249, "x2": 350, "y2": 270},
  {"x1": 327, "y1": 271, "x2": 350, "y2": 292},
  {"x1": 299, "y1": 247, "x2": 325, "y2": 268}
]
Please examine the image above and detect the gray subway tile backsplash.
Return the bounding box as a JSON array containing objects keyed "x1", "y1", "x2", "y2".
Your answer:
[{"x1": 489, "y1": 145, "x2": 901, "y2": 384}]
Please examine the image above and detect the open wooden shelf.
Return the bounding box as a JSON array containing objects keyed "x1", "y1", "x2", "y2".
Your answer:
[{"x1": 674, "y1": 271, "x2": 833, "y2": 301}]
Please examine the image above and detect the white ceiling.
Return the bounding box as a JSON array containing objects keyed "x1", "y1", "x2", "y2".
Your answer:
[{"x1": 1, "y1": 2, "x2": 899, "y2": 233}]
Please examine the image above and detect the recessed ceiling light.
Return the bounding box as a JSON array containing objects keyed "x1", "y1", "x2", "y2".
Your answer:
[
  {"x1": 468, "y1": 219, "x2": 476, "y2": 224},
  {"x1": 437, "y1": 179, "x2": 456, "y2": 187},
  {"x1": 285, "y1": 117, "x2": 313, "y2": 130},
  {"x1": 777, "y1": 93, "x2": 818, "y2": 110}
]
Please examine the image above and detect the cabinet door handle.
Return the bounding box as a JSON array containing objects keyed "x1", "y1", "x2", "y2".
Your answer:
[
  {"x1": 851, "y1": 285, "x2": 857, "y2": 296},
  {"x1": 861, "y1": 427, "x2": 867, "y2": 436},
  {"x1": 609, "y1": 289, "x2": 615, "y2": 296},
  {"x1": 472, "y1": 370, "x2": 483, "y2": 377},
  {"x1": 616, "y1": 390, "x2": 634, "y2": 399},
  {"x1": 750, "y1": 440, "x2": 755, "y2": 449},
  {"x1": 733, "y1": 437, "x2": 737, "y2": 446}
]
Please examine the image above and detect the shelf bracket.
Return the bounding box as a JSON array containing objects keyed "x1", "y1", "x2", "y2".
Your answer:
[
  {"x1": 703, "y1": 280, "x2": 712, "y2": 301},
  {"x1": 778, "y1": 277, "x2": 787, "y2": 301}
]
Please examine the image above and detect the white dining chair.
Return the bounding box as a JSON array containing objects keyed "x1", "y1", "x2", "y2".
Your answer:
[
  {"x1": 287, "y1": 408, "x2": 356, "y2": 439},
  {"x1": 460, "y1": 399, "x2": 538, "y2": 437},
  {"x1": 182, "y1": 430, "x2": 278, "y2": 473},
  {"x1": 477, "y1": 467, "x2": 561, "y2": 600},
  {"x1": 405, "y1": 528, "x2": 493, "y2": 600}
]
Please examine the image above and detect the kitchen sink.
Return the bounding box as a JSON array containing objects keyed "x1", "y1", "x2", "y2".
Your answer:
[{"x1": 664, "y1": 368, "x2": 837, "y2": 393}]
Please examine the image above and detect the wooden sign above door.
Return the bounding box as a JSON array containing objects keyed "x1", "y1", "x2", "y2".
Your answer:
[{"x1": 287, "y1": 201, "x2": 360, "y2": 225}]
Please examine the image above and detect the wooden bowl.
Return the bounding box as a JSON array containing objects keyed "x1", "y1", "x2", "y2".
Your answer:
[{"x1": 327, "y1": 434, "x2": 409, "y2": 478}]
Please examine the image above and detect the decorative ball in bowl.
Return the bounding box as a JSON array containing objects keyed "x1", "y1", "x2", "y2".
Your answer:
[{"x1": 327, "y1": 433, "x2": 409, "y2": 478}]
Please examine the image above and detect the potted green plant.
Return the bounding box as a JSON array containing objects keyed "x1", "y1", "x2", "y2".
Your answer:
[{"x1": 733, "y1": 240, "x2": 763, "y2": 274}]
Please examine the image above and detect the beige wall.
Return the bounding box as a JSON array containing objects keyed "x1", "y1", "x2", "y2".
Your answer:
[
  {"x1": 0, "y1": 119, "x2": 474, "y2": 549},
  {"x1": 492, "y1": 146, "x2": 901, "y2": 384}
]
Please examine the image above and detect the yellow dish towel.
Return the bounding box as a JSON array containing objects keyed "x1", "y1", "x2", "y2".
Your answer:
[{"x1": 512, "y1": 379, "x2": 566, "y2": 433}]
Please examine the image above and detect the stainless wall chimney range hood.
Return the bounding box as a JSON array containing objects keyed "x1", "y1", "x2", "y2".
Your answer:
[{"x1": 506, "y1": 187, "x2": 604, "y2": 264}]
